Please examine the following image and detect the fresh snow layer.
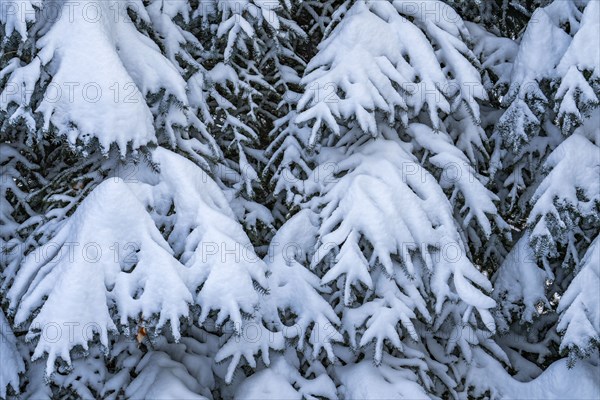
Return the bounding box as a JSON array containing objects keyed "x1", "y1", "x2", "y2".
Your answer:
[{"x1": 469, "y1": 349, "x2": 600, "y2": 400}]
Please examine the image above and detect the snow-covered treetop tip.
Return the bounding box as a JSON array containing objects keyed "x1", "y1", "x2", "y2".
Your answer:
[
  {"x1": 1, "y1": 0, "x2": 187, "y2": 155},
  {"x1": 6, "y1": 148, "x2": 268, "y2": 375},
  {"x1": 496, "y1": 0, "x2": 599, "y2": 151},
  {"x1": 296, "y1": 0, "x2": 487, "y2": 146}
]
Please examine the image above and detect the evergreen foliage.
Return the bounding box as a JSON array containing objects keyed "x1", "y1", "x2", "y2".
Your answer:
[{"x1": 0, "y1": 0, "x2": 598, "y2": 398}]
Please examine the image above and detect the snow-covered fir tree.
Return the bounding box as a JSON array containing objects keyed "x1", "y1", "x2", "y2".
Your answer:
[
  {"x1": 1, "y1": 0, "x2": 598, "y2": 398},
  {"x1": 489, "y1": 0, "x2": 599, "y2": 379}
]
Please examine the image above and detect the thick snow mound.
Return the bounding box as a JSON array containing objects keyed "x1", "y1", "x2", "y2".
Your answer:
[{"x1": 469, "y1": 349, "x2": 600, "y2": 399}]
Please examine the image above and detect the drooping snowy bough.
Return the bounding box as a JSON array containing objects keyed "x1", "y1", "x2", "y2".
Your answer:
[{"x1": 1, "y1": 0, "x2": 599, "y2": 398}]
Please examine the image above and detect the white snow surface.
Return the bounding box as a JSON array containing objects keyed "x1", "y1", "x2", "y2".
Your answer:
[
  {"x1": 1, "y1": 0, "x2": 188, "y2": 154},
  {"x1": 469, "y1": 349, "x2": 600, "y2": 399}
]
